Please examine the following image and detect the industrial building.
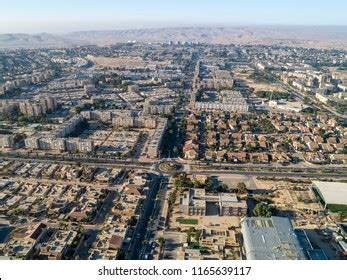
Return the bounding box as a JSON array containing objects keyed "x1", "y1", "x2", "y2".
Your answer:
[
  {"x1": 241, "y1": 216, "x2": 307, "y2": 260},
  {"x1": 311, "y1": 181, "x2": 347, "y2": 211}
]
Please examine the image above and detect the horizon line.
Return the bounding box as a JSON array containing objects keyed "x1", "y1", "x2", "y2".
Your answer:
[{"x1": 1, "y1": 24, "x2": 347, "y2": 35}]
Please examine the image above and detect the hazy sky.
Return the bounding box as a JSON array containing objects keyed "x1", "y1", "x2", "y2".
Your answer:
[{"x1": 1, "y1": 0, "x2": 347, "y2": 33}]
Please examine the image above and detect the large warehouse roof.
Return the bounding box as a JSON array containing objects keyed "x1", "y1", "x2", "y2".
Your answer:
[
  {"x1": 312, "y1": 181, "x2": 347, "y2": 205},
  {"x1": 241, "y1": 216, "x2": 307, "y2": 260}
]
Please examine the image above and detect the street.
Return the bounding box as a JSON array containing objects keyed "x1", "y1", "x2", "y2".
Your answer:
[{"x1": 127, "y1": 175, "x2": 162, "y2": 260}]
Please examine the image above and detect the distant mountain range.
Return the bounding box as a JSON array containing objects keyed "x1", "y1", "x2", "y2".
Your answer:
[
  {"x1": 0, "y1": 33, "x2": 75, "y2": 48},
  {"x1": 1, "y1": 26, "x2": 347, "y2": 49}
]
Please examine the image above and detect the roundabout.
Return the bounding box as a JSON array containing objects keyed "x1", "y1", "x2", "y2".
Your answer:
[{"x1": 158, "y1": 160, "x2": 184, "y2": 174}]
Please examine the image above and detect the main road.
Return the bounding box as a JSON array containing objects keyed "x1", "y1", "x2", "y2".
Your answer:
[
  {"x1": 2, "y1": 153, "x2": 347, "y2": 180},
  {"x1": 127, "y1": 175, "x2": 162, "y2": 260}
]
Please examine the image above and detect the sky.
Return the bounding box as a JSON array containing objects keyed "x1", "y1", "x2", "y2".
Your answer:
[{"x1": 1, "y1": 0, "x2": 347, "y2": 34}]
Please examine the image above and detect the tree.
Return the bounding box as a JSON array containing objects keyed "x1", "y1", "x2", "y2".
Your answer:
[
  {"x1": 192, "y1": 180, "x2": 204, "y2": 189},
  {"x1": 216, "y1": 183, "x2": 228, "y2": 193},
  {"x1": 173, "y1": 174, "x2": 193, "y2": 190},
  {"x1": 77, "y1": 224, "x2": 85, "y2": 235},
  {"x1": 194, "y1": 230, "x2": 202, "y2": 245},
  {"x1": 253, "y1": 203, "x2": 275, "y2": 217},
  {"x1": 236, "y1": 182, "x2": 248, "y2": 194},
  {"x1": 168, "y1": 192, "x2": 176, "y2": 206},
  {"x1": 205, "y1": 177, "x2": 214, "y2": 191},
  {"x1": 12, "y1": 208, "x2": 23, "y2": 216},
  {"x1": 157, "y1": 237, "x2": 165, "y2": 248}
]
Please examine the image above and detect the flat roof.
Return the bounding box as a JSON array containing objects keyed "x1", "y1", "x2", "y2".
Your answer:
[
  {"x1": 241, "y1": 216, "x2": 307, "y2": 260},
  {"x1": 218, "y1": 193, "x2": 238, "y2": 203},
  {"x1": 312, "y1": 181, "x2": 347, "y2": 205}
]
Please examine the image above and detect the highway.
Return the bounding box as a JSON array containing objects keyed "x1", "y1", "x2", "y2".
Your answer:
[
  {"x1": 2, "y1": 154, "x2": 347, "y2": 180},
  {"x1": 192, "y1": 169, "x2": 347, "y2": 179}
]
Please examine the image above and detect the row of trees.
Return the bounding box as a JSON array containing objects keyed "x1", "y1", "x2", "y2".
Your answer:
[{"x1": 173, "y1": 173, "x2": 249, "y2": 194}]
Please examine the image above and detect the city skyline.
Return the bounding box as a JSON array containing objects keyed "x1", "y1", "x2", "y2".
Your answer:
[{"x1": 1, "y1": 0, "x2": 347, "y2": 33}]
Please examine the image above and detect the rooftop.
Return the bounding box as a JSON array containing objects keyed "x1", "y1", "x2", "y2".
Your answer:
[
  {"x1": 312, "y1": 181, "x2": 347, "y2": 206},
  {"x1": 241, "y1": 216, "x2": 307, "y2": 260}
]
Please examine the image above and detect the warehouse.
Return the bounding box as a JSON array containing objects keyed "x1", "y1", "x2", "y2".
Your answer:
[
  {"x1": 311, "y1": 181, "x2": 347, "y2": 213},
  {"x1": 241, "y1": 216, "x2": 307, "y2": 260}
]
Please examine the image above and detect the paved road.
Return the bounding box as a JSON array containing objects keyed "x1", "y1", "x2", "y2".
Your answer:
[
  {"x1": 3, "y1": 155, "x2": 347, "y2": 180},
  {"x1": 192, "y1": 169, "x2": 347, "y2": 179},
  {"x1": 140, "y1": 176, "x2": 168, "y2": 260},
  {"x1": 127, "y1": 175, "x2": 162, "y2": 260}
]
